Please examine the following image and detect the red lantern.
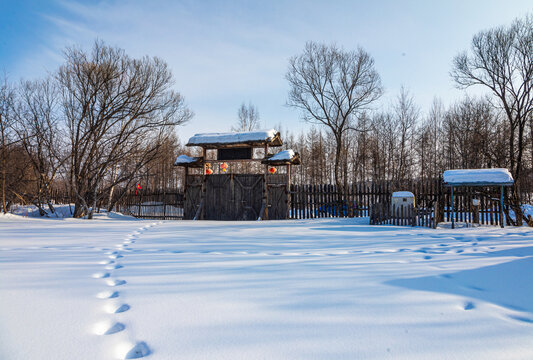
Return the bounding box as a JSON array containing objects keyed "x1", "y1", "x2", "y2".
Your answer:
[
  {"x1": 268, "y1": 167, "x2": 277, "y2": 174},
  {"x1": 220, "y1": 162, "x2": 228, "y2": 172},
  {"x1": 205, "y1": 168, "x2": 213, "y2": 175}
]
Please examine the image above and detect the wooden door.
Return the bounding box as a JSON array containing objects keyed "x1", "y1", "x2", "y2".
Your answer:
[
  {"x1": 267, "y1": 174, "x2": 288, "y2": 220},
  {"x1": 205, "y1": 174, "x2": 233, "y2": 220},
  {"x1": 233, "y1": 174, "x2": 264, "y2": 220},
  {"x1": 184, "y1": 175, "x2": 203, "y2": 219}
]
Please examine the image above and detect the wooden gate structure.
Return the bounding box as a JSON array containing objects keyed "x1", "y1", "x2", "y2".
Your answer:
[{"x1": 175, "y1": 129, "x2": 300, "y2": 220}]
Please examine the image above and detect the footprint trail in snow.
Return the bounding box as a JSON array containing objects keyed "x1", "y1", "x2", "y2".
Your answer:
[{"x1": 91, "y1": 221, "x2": 162, "y2": 359}]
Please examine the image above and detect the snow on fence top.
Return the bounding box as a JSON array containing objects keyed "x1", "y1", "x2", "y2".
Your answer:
[
  {"x1": 186, "y1": 129, "x2": 281, "y2": 148},
  {"x1": 443, "y1": 168, "x2": 514, "y2": 186},
  {"x1": 392, "y1": 191, "x2": 414, "y2": 198},
  {"x1": 174, "y1": 154, "x2": 202, "y2": 166}
]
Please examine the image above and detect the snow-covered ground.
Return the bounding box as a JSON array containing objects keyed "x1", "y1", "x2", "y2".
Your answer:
[{"x1": 1, "y1": 214, "x2": 533, "y2": 359}]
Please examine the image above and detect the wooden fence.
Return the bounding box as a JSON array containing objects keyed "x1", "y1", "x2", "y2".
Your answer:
[
  {"x1": 289, "y1": 180, "x2": 441, "y2": 221},
  {"x1": 439, "y1": 186, "x2": 506, "y2": 226},
  {"x1": 369, "y1": 203, "x2": 437, "y2": 228},
  {"x1": 115, "y1": 191, "x2": 184, "y2": 220},
  {"x1": 27, "y1": 178, "x2": 520, "y2": 226},
  {"x1": 289, "y1": 179, "x2": 510, "y2": 227}
]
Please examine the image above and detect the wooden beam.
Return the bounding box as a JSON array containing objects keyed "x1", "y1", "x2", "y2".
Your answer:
[
  {"x1": 193, "y1": 199, "x2": 204, "y2": 221},
  {"x1": 257, "y1": 202, "x2": 266, "y2": 221}
]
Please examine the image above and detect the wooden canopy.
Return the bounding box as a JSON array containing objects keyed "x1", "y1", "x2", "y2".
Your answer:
[
  {"x1": 443, "y1": 168, "x2": 514, "y2": 187},
  {"x1": 442, "y1": 168, "x2": 514, "y2": 229}
]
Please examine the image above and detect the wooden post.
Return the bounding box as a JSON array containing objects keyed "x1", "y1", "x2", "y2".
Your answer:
[
  {"x1": 200, "y1": 147, "x2": 207, "y2": 220},
  {"x1": 138, "y1": 191, "x2": 142, "y2": 218},
  {"x1": 451, "y1": 186, "x2": 455, "y2": 229},
  {"x1": 163, "y1": 188, "x2": 167, "y2": 220},
  {"x1": 473, "y1": 197, "x2": 479, "y2": 225},
  {"x1": 263, "y1": 144, "x2": 269, "y2": 220},
  {"x1": 183, "y1": 166, "x2": 189, "y2": 218},
  {"x1": 287, "y1": 164, "x2": 291, "y2": 219},
  {"x1": 500, "y1": 186, "x2": 504, "y2": 228}
]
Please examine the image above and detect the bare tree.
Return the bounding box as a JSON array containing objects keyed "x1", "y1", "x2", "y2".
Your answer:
[
  {"x1": 0, "y1": 75, "x2": 15, "y2": 213},
  {"x1": 530, "y1": 112, "x2": 533, "y2": 175},
  {"x1": 393, "y1": 87, "x2": 419, "y2": 180},
  {"x1": 442, "y1": 96, "x2": 498, "y2": 170},
  {"x1": 426, "y1": 98, "x2": 445, "y2": 178},
  {"x1": 57, "y1": 40, "x2": 192, "y2": 218},
  {"x1": 451, "y1": 14, "x2": 533, "y2": 224},
  {"x1": 286, "y1": 42, "x2": 382, "y2": 191},
  {"x1": 232, "y1": 102, "x2": 260, "y2": 132},
  {"x1": 14, "y1": 78, "x2": 66, "y2": 216}
]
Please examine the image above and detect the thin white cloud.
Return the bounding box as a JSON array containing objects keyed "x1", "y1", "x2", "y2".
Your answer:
[{"x1": 9, "y1": 0, "x2": 532, "y2": 140}]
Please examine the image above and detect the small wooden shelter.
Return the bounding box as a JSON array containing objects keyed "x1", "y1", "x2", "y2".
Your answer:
[
  {"x1": 443, "y1": 168, "x2": 514, "y2": 228},
  {"x1": 174, "y1": 129, "x2": 300, "y2": 220}
]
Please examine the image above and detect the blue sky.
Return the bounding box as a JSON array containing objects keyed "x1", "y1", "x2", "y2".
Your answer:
[{"x1": 1, "y1": 0, "x2": 531, "y2": 141}]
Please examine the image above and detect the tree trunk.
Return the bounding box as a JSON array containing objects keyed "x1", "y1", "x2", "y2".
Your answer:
[
  {"x1": 106, "y1": 165, "x2": 118, "y2": 211},
  {"x1": 1, "y1": 144, "x2": 6, "y2": 214},
  {"x1": 509, "y1": 185, "x2": 523, "y2": 226},
  {"x1": 1, "y1": 115, "x2": 6, "y2": 214},
  {"x1": 333, "y1": 134, "x2": 346, "y2": 206}
]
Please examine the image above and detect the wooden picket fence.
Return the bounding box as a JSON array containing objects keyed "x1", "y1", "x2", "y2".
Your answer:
[
  {"x1": 289, "y1": 178, "x2": 511, "y2": 228},
  {"x1": 369, "y1": 203, "x2": 437, "y2": 228},
  {"x1": 115, "y1": 191, "x2": 184, "y2": 220},
  {"x1": 31, "y1": 177, "x2": 518, "y2": 226},
  {"x1": 289, "y1": 180, "x2": 440, "y2": 221},
  {"x1": 289, "y1": 182, "x2": 391, "y2": 219},
  {"x1": 439, "y1": 186, "x2": 505, "y2": 227}
]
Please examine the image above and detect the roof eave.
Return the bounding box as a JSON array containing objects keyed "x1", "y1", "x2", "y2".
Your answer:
[
  {"x1": 186, "y1": 140, "x2": 282, "y2": 149},
  {"x1": 173, "y1": 156, "x2": 204, "y2": 168},
  {"x1": 261, "y1": 153, "x2": 301, "y2": 166},
  {"x1": 443, "y1": 182, "x2": 514, "y2": 187},
  {"x1": 186, "y1": 133, "x2": 283, "y2": 148}
]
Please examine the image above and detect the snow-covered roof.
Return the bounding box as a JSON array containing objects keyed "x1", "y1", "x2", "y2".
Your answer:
[
  {"x1": 392, "y1": 191, "x2": 414, "y2": 198},
  {"x1": 443, "y1": 168, "x2": 514, "y2": 186},
  {"x1": 186, "y1": 129, "x2": 281, "y2": 148},
  {"x1": 269, "y1": 149, "x2": 295, "y2": 161},
  {"x1": 262, "y1": 149, "x2": 301, "y2": 165},
  {"x1": 174, "y1": 154, "x2": 203, "y2": 167}
]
